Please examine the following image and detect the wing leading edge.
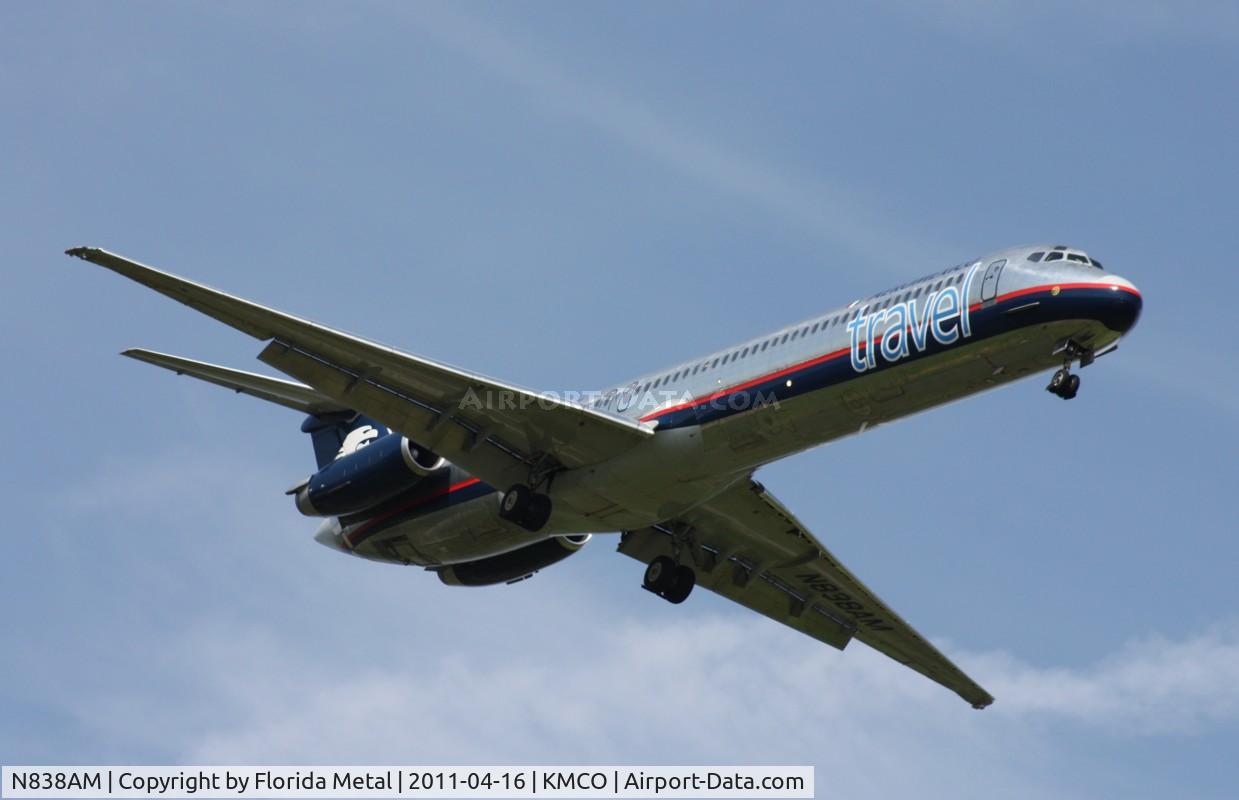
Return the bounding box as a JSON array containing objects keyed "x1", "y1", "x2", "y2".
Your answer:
[
  {"x1": 68, "y1": 247, "x2": 653, "y2": 492},
  {"x1": 618, "y1": 479, "x2": 994, "y2": 708}
]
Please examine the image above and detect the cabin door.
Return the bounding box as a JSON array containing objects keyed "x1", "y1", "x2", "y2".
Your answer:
[{"x1": 980, "y1": 258, "x2": 1006, "y2": 303}]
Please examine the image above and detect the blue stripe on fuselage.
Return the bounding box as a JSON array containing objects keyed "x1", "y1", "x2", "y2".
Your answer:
[{"x1": 648, "y1": 284, "x2": 1140, "y2": 430}]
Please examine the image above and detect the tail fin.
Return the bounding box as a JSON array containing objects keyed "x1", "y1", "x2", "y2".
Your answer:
[{"x1": 300, "y1": 412, "x2": 391, "y2": 469}]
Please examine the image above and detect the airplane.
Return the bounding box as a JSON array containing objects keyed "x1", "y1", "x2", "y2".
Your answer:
[{"x1": 66, "y1": 243, "x2": 1141, "y2": 709}]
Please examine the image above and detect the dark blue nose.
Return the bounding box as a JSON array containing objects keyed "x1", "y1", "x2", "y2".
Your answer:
[{"x1": 1103, "y1": 281, "x2": 1142, "y2": 334}]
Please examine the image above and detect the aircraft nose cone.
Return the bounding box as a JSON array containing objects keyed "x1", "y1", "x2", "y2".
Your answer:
[{"x1": 1104, "y1": 277, "x2": 1142, "y2": 334}]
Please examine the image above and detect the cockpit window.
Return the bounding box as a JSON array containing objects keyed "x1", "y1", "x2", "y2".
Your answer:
[
  {"x1": 1044, "y1": 252, "x2": 1064, "y2": 262},
  {"x1": 1090, "y1": 257, "x2": 1104, "y2": 269},
  {"x1": 1028, "y1": 251, "x2": 1045, "y2": 262},
  {"x1": 1067, "y1": 253, "x2": 1089, "y2": 264}
]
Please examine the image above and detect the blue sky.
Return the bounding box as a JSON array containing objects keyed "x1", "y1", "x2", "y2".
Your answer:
[{"x1": 3, "y1": 2, "x2": 1238, "y2": 796}]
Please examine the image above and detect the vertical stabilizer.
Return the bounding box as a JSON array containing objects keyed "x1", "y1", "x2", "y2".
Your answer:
[{"x1": 300, "y1": 412, "x2": 389, "y2": 469}]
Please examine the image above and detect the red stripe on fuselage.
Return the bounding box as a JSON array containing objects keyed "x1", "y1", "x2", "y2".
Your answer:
[
  {"x1": 638, "y1": 281, "x2": 1139, "y2": 423},
  {"x1": 344, "y1": 477, "x2": 483, "y2": 549},
  {"x1": 968, "y1": 281, "x2": 1139, "y2": 313},
  {"x1": 640, "y1": 344, "x2": 854, "y2": 422}
]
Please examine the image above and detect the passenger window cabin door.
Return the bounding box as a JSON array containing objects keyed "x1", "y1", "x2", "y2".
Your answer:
[{"x1": 980, "y1": 259, "x2": 1006, "y2": 303}]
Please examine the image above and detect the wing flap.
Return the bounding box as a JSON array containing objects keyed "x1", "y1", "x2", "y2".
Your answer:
[
  {"x1": 620, "y1": 479, "x2": 994, "y2": 708},
  {"x1": 618, "y1": 527, "x2": 854, "y2": 650},
  {"x1": 255, "y1": 339, "x2": 534, "y2": 489},
  {"x1": 748, "y1": 488, "x2": 991, "y2": 704}
]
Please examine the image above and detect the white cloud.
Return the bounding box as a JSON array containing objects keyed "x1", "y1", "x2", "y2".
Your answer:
[
  {"x1": 58, "y1": 612, "x2": 1239, "y2": 797},
  {"x1": 982, "y1": 625, "x2": 1239, "y2": 733},
  {"x1": 24, "y1": 442, "x2": 1239, "y2": 796}
]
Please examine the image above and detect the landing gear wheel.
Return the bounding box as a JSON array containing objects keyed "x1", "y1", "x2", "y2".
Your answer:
[
  {"x1": 1047, "y1": 369, "x2": 1069, "y2": 395},
  {"x1": 1046, "y1": 368, "x2": 1080, "y2": 399},
  {"x1": 643, "y1": 556, "x2": 678, "y2": 594},
  {"x1": 523, "y1": 494, "x2": 552, "y2": 532},
  {"x1": 499, "y1": 484, "x2": 533, "y2": 522},
  {"x1": 662, "y1": 566, "x2": 696, "y2": 604},
  {"x1": 499, "y1": 484, "x2": 553, "y2": 531}
]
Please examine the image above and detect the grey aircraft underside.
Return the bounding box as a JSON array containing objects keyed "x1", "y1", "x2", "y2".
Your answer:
[{"x1": 67, "y1": 243, "x2": 1142, "y2": 709}]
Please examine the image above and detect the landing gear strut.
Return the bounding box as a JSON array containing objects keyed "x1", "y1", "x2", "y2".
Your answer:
[
  {"x1": 643, "y1": 555, "x2": 696, "y2": 604},
  {"x1": 1046, "y1": 340, "x2": 1090, "y2": 400},
  {"x1": 498, "y1": 483, "x2": 552, "y2": 532}
]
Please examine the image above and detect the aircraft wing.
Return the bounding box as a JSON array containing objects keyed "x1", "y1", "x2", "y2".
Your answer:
[
  {"x1": 122, "y1": 349, "x2": 349, "y2": 415},
  {"x1": 68, "y1": 247, "x2": 653, "y2": 490},
  {"x1": 617, "y1": 478, "x2": 994, "y2": 708}
]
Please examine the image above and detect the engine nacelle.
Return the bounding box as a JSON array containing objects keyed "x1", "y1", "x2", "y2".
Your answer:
[
  {"x1": 437, "y1": 535, "x2": 591, "y2": 587},
  {"x1": 295, "y1": 434, "x2": 445, "y2": 516}
]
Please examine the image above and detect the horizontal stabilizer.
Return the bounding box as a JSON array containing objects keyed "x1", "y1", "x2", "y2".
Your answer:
[{"x1": 123, "y1": 349, "x2": 349, "y2": 415}]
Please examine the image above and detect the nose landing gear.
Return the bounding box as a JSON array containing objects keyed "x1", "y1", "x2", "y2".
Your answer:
[
  {"x1": 643, "y1": 555, "x2": 696, "y2": 604},
  {"x1": 1046, "y1": 340, "x2": 1093, "y2": 400},
  {"x1": 1047, "y1": 368, "x2": 1080, "y2": 399}
]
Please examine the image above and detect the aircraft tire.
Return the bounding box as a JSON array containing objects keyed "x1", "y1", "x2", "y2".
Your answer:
[
  {"x1": 522, "y1": 494, "x2": 552, "y2": 532},
  {"x1": 499, "y1": 483, "x2": 534, "y2": 523},
  {"x1": 644, "y1": 556, "x2": 678, "y2": 594},
  {"x1": 663, "y1": 566, "x2": 696, "y2": 604}
]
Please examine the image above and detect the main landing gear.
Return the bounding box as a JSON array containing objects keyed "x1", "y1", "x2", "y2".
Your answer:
[
  {"x1": 498, "y1": 483, "x2": 552, "y2": 532},
  {"x1": 643, "y1": 555, "x2": 696, "y2": 604}
]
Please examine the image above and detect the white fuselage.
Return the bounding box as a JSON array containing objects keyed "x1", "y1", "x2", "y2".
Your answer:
[{"x1": 335, "y1": 244, "x2": 1141, "y2": 566}]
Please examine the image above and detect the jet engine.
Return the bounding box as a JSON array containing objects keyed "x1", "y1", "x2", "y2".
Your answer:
[
  {"x1": 294, "y1": 433, "x2": 445, "y2": 516},
  {"x1": 437, "y1": 534, "x2": 591, "y2": 586}
]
